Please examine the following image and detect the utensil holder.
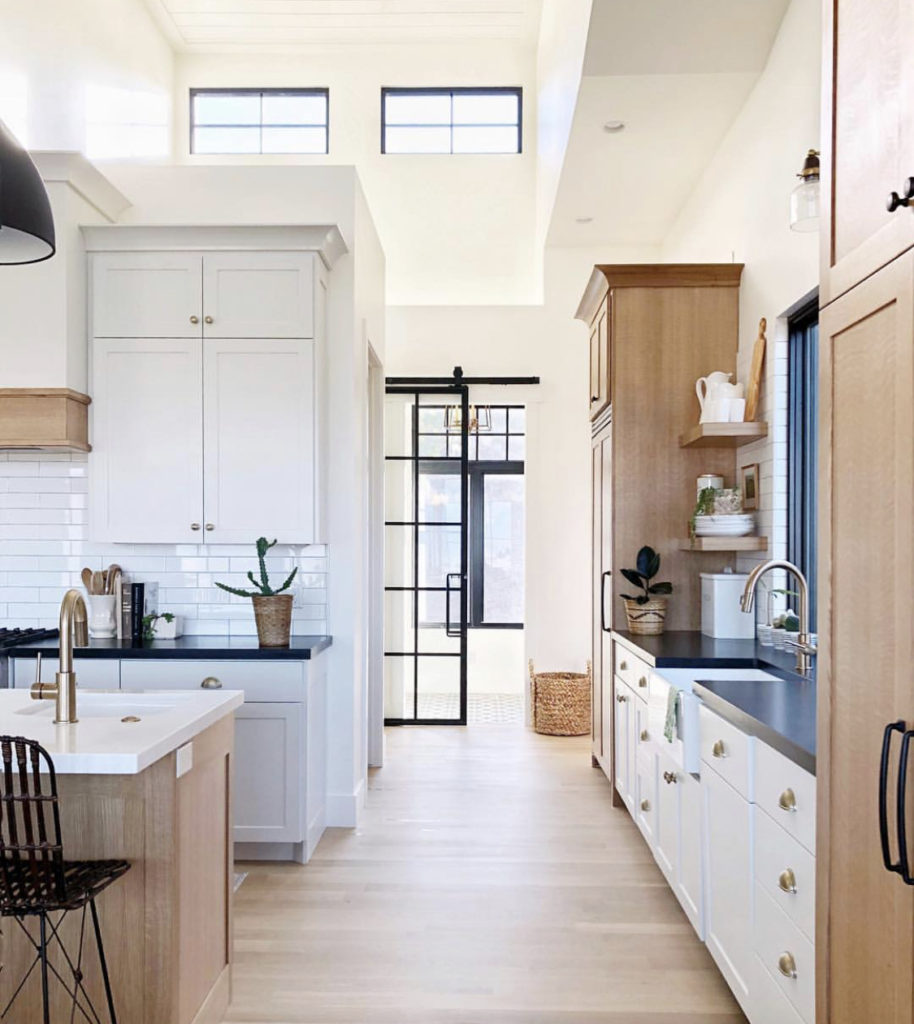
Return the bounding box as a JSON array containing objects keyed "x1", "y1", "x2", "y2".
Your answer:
[{"x1": 87, "y1": 594, "x2": 117, "y2": 638}]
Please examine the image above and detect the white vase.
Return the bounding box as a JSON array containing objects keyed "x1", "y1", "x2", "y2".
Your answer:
[{"x1": 87, "y1": 594, "x2": 117, "y2": 638}]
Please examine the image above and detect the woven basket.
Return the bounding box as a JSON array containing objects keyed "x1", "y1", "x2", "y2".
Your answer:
[
  {"x1": 529, "y1": 659, "x2": 592, "y2": 736},
  {"x1": 252, "y1": 594, "x2": 293, "y2": 647},
  {"x1": 623, "y1": 597, "x2": 668, "y2": 636}
]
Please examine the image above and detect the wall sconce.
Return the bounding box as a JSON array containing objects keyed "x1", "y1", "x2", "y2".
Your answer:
[
  {"x1": 0, "y1": 120, "x2": 56, "y2": 264},
  {"x1": 789, "y1": 149, "x2": 820, "y2": 233}
]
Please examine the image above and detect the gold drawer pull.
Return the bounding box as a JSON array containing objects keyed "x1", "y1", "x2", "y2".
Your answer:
[
  {"x1": 640, "y1": 799, "x2": 650, "y2": 812},
  {"x1": 778, "y1": 788, "x2": 798, "y2": 813},
  {"x1": 638, "y1": 675, "x2": 648, "y2": 688},
  {"x1": 778, "y1": 868, "x2": 797, "y2": 894},
  {"x1": 777, "y1": 952, "x2": 797, "y2": 979},
  {"x1": 201, "y1": 676, "x2": 222, "y2": 689},
  {"x1": 712, "y1": 740, "x2": 727, "y2": 758},
  {"x1": 620, "y1": 660, "x2": 628, "y2": 671},
  {"x1": 663, "y1": 771, "x2": 678, "y2": 785},
  {"x1": 640, "y1": 729, "x2": 649, "y2": 742}
]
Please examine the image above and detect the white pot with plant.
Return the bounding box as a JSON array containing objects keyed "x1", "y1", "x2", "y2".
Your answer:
[
  {"x1": 215, "y1": 537, "x2": 298, "y2": 647},
  {"x1": 621, "y1": 545, "x2": 673, "y2": 636}
]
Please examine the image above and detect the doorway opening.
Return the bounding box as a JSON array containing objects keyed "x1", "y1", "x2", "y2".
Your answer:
[{"x1": 383, "y1": 387, "x2": 527, "y2": 726}]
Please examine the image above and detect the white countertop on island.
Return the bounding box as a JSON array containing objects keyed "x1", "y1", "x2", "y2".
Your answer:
[{"x1": 0, "y1": 689, "x2": 244, "y2": 774}]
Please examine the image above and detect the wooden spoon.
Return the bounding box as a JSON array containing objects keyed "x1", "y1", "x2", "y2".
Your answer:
[
  {"x1": 81, "y1": 567, "x2": 93, "y2": 593},
  {"x1": 106, "y1": 564, "x2": 122, "y2": 595}
]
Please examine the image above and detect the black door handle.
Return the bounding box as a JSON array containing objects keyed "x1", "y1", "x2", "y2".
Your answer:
[
  {"x1": 445, "y1": 573, "x2": 462, "y2": 638},
  {"x1": 899, "y1": 730, "x2": 914, "y2": 885},
  {"x1": 880, "y1": 720, "x2": 906, "y2": 875},
  {"x1": 887, "y1": 177, "x2": 914, "y2": 212},
  {"x1": 600, "y1": 570, "x2": 612, "y2": 632}
]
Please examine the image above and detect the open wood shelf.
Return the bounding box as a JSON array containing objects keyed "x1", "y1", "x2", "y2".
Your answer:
[
  {"x1": 679, "y1": 422, "x2": 768, "y2": 448},
  {"x1": 680, "y1": 536, "x2": 769, "y2": 552}
]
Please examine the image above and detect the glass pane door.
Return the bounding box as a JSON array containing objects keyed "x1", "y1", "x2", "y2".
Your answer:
[{"x1": 384, "y1": 386, "x2": 468, "y2": 724}]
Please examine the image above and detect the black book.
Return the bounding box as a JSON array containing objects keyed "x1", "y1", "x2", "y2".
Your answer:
[{"x1": 130, "y1": 583, "x2": 146, "y2": 643}]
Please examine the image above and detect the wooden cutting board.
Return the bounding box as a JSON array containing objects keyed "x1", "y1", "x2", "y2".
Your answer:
[{"x1": 745, "y1": 317, "x2": 767, "y2": 422}]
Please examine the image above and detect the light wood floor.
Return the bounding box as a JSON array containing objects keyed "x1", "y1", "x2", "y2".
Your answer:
[{"x1": 225, "y1": 726, "x2": 746, "y2": 1024}]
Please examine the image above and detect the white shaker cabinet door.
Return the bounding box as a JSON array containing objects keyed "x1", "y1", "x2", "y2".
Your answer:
[
  {"x1": 91, "y1": 253, "x2": 202, "y2": 338},
  {"x1": 202, "y1": 253, "x2": 315, "y2": 338},
  {"x1": 202, "y1": 339, "x2": 316, "y2": 544},
  {"x1": 233, "y1": 702, "x2": 304, "y2": 844},
  {"x1": 90, "y1": 339, "x2": 203, "y2": 543}
]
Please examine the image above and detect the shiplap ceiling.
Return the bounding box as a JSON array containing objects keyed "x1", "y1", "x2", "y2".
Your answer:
[{"x1": 142, "y1": 0, "x2": 544, "y2": 50}]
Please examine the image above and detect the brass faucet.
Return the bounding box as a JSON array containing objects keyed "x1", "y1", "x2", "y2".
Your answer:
[
  {"x1": 31, "y1": 589, "x2": 88, "y2": 723},
  {"x1": 740, "y1": 560, "x2": 815, "y2": 675}
]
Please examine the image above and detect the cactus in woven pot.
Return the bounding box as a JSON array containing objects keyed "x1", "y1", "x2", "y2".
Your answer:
[
  {"x1": 215, "y1": 537, "x2": 298, "y2": 647},
  {"x1": 620, "y1": 545, "x2": 673, "y2": 636}
]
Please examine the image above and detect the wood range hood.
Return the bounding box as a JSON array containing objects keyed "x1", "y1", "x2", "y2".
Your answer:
[{"x1": 0, "y1": 388, "x2": 91, "y2": 452}]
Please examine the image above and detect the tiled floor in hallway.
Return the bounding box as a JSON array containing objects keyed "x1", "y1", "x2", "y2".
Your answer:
[{"x1": 225, "y1": 725, "x2": 745, "y2": 1024}]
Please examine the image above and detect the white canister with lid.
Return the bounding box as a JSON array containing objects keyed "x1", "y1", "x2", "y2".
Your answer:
[
  {"x1": 701, "y1": 571, "x2": 754, "y2": 639},
  {"x1": 697, "y1": 474, "x2": 724, "y2": 498}
]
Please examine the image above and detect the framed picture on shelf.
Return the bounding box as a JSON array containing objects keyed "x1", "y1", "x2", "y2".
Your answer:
[{"x1": 740, "y1": 463, "x2": 760, "y2": 511}]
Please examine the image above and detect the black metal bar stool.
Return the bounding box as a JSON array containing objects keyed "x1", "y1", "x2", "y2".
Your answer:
[{"x1": 0, "y1": 735, "x2": 129, "y2": 1024}]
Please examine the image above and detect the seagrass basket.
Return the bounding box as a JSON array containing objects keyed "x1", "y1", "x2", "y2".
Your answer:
[
  {"x1": 529, "y1": 659, "x2": 592, "y2": 736},
  {"x1": 252, "y1": 594, "x2": 293, "y2": 647}
]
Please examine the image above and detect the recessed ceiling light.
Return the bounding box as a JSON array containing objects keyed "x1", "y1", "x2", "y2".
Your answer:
[
  {"x1": 575, "y1": 216, "x2": 594, "y2": 224},
  {"x1": 603, "y1": 120, "x2": 626, "y2": 134}
]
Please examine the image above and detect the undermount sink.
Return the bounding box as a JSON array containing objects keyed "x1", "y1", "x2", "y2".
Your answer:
[{"x1": 15, "y1": 691, "x2": 197, "y2": 719}]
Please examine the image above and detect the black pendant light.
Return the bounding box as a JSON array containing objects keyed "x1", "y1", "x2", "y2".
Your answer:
[{"x1": 0, "y1": 120, "x2": 55, "y2": 265}]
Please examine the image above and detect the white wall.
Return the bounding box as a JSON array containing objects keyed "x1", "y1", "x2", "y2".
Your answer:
[
  {"x1": 661, "y1": 0, "x2": 820, "y2": 573},
  {"x1": 175, "y1": 44, "x2": 537, "y2": 306},
  {"x1": 0, "y1": 0, "x2": 173, "y2": 158}
]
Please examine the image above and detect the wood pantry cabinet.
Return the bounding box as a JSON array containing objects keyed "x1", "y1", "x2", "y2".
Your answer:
[
  {"x1": 818, "y1": 1, "x2": 914, "y2": 1019},
  {"x1": 577, "y1": 265, "x2": 744, "y2": 793},
  {"x1": 87, "y1": 245, "x2": 325, "y2": 544}
]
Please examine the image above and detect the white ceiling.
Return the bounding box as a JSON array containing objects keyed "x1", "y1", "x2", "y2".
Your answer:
[
  {"x1": 142, "y1": 0, "x2": 544, "y2": 51},
  {"x1": 548, "y1": 0, "x2": 791, "y2": 247}
]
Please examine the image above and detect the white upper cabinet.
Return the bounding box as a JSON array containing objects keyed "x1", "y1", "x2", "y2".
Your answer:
[
  {"x1": 92, "y1": 253, "x2": 203, "y2": 338},
  {"x1": 203, "y1": 253, "x2": 315, "y2": 338},
  {"x1": 203, "y1": 339, "x2": 315, "y2": 543},
  {"x1": 91, "y1": 338, "x2": 203, "y2": 543}
]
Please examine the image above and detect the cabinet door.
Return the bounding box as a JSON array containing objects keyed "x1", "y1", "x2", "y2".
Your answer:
[
  {"x1": 677, "y1": 771, "x2": 704, "y2": 939},
  {"x1": 588, "y1": 300, "x2": 611, "y2": 419},
  {"x1": 613, "y1": 682, "x2": 632, "y2": 810},
  {"x1": 90, "y1": 339, "x2": 203, "y2": 543},
  {"x1": 818, "y1": 251, "x2": 914, "y2": 1023},
  {"x1": 203, "y1": 253, "x2": 315, "y2": 338},
  {"x1": 591, "y1": 437, "x2": 603, "y2": 761},
  {"x1": 822, "y1": 0, "x2": 914, "y2": 303},
  {"x1": 202, "y1": 339, "x2": 315, "y2": 543},
  {"x1": 233, "y1": 702, "x2": 303, "y2": 844},
  {"x1": 655, "y1": 751, "x2": 679, "y2": 884},
  {"x1": 703, "y1": 766, "x2": 753, "y2": 1012},
  {"x1": 92, "y1": 253, "x2": 202, "y2": 338},
  {"x1": 635, "y1": 753, "x2": 656, "y2": 849}
]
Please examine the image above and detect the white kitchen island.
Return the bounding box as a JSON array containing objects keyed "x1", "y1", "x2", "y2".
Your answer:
[{"x1": 0, "y1": 687, "x2": 243, "y2": 1024}]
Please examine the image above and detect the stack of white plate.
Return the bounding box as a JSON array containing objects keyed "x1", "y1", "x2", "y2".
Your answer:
[{"x1": 694, "y1": 513, "x2": 755, "y2": 537}]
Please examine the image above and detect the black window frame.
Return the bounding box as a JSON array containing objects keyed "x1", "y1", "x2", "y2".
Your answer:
[
  {"x1": 787, "y1": 297, "x2": 819, "y2": 631},
  {"x1": 381, "y1": 87, "x2": 523, "y2": 155},
  {"x1": 189, "y1": 87, "x2": 330, "y2": 155}
]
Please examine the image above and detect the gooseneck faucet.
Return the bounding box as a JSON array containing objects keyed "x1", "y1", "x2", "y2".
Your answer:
[
  {"x1": 740, "y1": 560, "x2": 814, "y2": 675},
  {"x1": 31, "y1": 589, "x2": 88, "y2": 723}
]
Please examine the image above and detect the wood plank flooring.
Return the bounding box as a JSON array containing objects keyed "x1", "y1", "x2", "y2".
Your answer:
[{"x1": 225, "y1": 726, "x2": 745, "y2": 1024}]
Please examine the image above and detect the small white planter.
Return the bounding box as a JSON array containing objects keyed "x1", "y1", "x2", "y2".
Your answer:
[{"x1": 150, "y1": 615, "x2": 182, "y2": 640}]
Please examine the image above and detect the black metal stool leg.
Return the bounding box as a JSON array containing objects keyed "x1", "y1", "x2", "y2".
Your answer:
[
  {"x1": 39, "y1": 912, "x2": 51, "y2": 1024},
  {"x1": 89, "y1": 899, "x2": 117, "y2": 1024}
]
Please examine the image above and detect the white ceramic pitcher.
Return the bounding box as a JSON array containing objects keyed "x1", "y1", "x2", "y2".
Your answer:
[{"x1": 696, "y1": 371, "x2": 734, "y2": 423}]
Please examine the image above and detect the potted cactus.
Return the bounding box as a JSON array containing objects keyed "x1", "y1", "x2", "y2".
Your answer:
[{"x1": 215, "y1": 537, "x2": 298, "y2": 647}]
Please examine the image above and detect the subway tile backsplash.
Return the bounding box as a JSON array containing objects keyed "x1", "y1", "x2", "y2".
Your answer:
[{"x1": 0, "y1": 453, "x2": 328, "y2": 636}]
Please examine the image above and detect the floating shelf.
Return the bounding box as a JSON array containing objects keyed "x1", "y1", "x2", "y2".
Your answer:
[
  {"x1": 679, "y1": 422, "x2": 768, "y2": 448},
  {"x1": 680, "y1": 536, "x2": 769, "y2": 552}
]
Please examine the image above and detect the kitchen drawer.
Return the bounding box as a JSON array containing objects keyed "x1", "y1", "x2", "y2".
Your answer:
[
  {"x1": 633, "y1": 696, "x2": 655, "y2": 757},
  {"x1": 614, "y1": 644, "x2": 650, "y2": 699},
  {"x1": 700, "y1": 705, "x2": 753, "y2": 799},
  {"x1": 754, "y1": 804, "x2": 815, "y2": 941},
  {"x1": 120, "y1": 659, "x2": 305, "y2": 701},
  {"x1": 12, "y1": 657, "x2": 120, "y2": 691},
  {"x1": 752, "y1": 955, "x2": 806, "y2": 1024},
  {"x1": 635, "y1": 757, "x2": 656, "y2": 848},
  {"x1": 754, "y1": 881, "x2": 815, "y2": 1024},
  {"x1": 754, "y1": 739, "x2": 815, "y2": 854}
]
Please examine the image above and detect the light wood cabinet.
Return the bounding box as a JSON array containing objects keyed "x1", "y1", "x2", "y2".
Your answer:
[
  {"x1": 588, "y1": 299, "x2": 611, "y2": 419},
  {"x1": 817, "y1": 250, "x2": 914, "y2": 1023},
  {"x1": 821, "y1": 0, "x2": 914, "y2": 305},
  {"x1": 591, "y1": 421, "x2": 612, "y2": 768}
]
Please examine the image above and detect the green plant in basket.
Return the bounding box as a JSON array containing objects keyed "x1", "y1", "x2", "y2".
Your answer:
[{"x1": 620, "y1": 546, "x2": 673, "y2": 604}]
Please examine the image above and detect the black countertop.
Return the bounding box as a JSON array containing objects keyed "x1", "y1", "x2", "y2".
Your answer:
[
  {"x1": 7, "y1": 635, "x2": 332, "y2": 661},
  {"x1": 613, "y1": 629, "x2": 816, "y2": 774}
]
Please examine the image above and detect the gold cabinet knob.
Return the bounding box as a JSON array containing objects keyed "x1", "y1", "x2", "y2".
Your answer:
[
  {"x1": 777, "y1": 952, "x2": 797, "y2": 979},
  {"x1": 778, "y1": 868, "x2": 797, "y2": 894},
  {"x1": 616, "y1": 694, "x2": 627, "y2": 703},
  {"x1": 712, "y1": 740, "x2": 727, "y2": 758},
  {"x1": 201, "y1": 676, "x2": 222, "y2": 689},
  {"x1": 640, "y1": 799, "x2": 650, "y2": 812},
  {"x1": 663, "y1": 770, "x2": 678, "y2": 785},
  {"x1": 640, "y1": 729, "x2": 649, "y2": 742},
  {"x1": 620, "y1": 660, "x2": 628, "y2": 671},
  {"x1": 204, "y1": 315, "x2": 214, "y2": 324},
  {"x1": 190, "y1": 523, "x2": 201, "y2": 531},
  {"x1": 778, "y1": 788, "x2": 798, "y2": 813},
  {"x1": 189, "y1": 315, "x2": 200, "y2": 324},
  {"x1": 205, "y1": 523, "x2": 215, "y2": 531},
  {"x1": 638, "y1": 675, "x2": 648, "y2": 688}
]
